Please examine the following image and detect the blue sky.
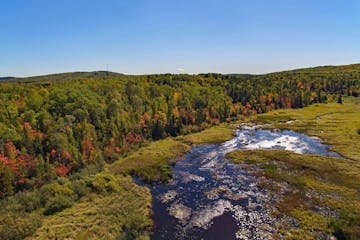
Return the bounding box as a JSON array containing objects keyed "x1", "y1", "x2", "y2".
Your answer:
[{"x1": 1, "y1": 0, "x2": 360, "y2": 76}]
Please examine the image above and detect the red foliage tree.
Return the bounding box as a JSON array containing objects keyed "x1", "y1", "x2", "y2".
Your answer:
[{"x1": 55, "y1": 163, "x2": 71, "y2": 177}]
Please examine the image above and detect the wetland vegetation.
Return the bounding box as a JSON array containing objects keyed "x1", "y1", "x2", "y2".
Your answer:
[
  {"x1": 0, "y1": 65, "x2": 360, "y2": 239},
  {"x1": 227, "y1": 97, "x2": 360, "y2": 239}
]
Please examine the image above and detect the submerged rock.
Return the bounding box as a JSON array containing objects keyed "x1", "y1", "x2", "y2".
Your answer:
[
  {"x1": 182, "y1": 172, "x2": 205, "y2": 183},
  {"x1": 200, "y1": 159, "x2": 217, "y2": 170},
  {"x1": 168, "y1": 203, "x2": 192, "y2": 224},
  {"x1": 205, "y1": 186, "x2": 228, "y2": 200},
  {"x1": 189, "y1": 200, "x2": 232, "y2": 229},
  {"x1": 160, "y1": 190, "x2": 177, "y2": 203},
  {"x1": 224, "y1": 191, "x2": 248, "y2": 201}
]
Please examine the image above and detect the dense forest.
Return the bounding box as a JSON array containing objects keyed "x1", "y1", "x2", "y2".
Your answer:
[{"x1": 1, "y1": 64, "x2": 360, "y2": 197}]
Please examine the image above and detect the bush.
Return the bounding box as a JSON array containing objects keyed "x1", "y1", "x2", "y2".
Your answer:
[
  {"x1": 78, "y1": 164, "x2": 103, "y2": 177},
  {"x1": 135, "y1": 163, "x2": 173, "y2": 183},
  {"x1": 39, "y1": 182, "x2": 77, "y2": 215},
  {"x1": 357, "y1": 128, "x2": 360, "y2": 135},
  {"x1": 71, "y1": 180, "x2": 89, "y2": 198},
  {"x1": 117, "y1": 215, "x2": 151, "y2": 240},
  {"x1": 44, "y1": 195, "x2": 74, "y2": 215},
  {"x1": 88, "y1": 173, "x2": 120, "y2": 193},
  {"x1": 39, "y1": 182, "x2": 75, "y2": 206},
  {"x1": 15, "y1": 190, "x2": 42, "y2": 212}
]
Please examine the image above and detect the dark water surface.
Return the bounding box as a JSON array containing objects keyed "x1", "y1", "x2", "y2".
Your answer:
[{"x1": 150, "y1": 125, "x2": 339, "y2": 240}]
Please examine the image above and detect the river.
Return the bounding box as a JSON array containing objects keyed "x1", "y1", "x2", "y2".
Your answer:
[{"x1": 150, "y1": 125, "x2": 340, "y2": 240}]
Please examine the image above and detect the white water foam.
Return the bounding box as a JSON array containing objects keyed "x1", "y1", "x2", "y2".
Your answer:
[{"x1": 243, "y1": 135, "x2": 311, "y2": 154}]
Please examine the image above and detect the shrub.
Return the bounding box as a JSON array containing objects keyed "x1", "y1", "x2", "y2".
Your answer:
[
  {"x1": 15, "y1": 190, "x2": 42, "y2": 212},
  {"x1": 44, "y1": 195, "x2": 74, "y2": 215},
  {"x1": 71, "y1": 180, "x2": 89, "y2": 198},
  {"x1": 117, "y1": 215, "x2": 151, "y2": 240},
  {"x1": 88, "y1": 173, "x2": 120, "y2": 193},
  {"x1": 78, "y1": 164, "x2": 103, "y2": 177},
  {"x1": 39, "y1": 182, "x2": 75, "y2": 206},
  {"x1": 39, "y1": 182, "x2": 77, "y2": 215},
  {"x1": 135, "y1": 163, "x2": 173, "y2": 183}
]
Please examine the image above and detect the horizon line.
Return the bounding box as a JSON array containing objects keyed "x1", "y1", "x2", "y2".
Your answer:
[{"x1": 3, "y1": 62, "x2": 360, "y2": 79}]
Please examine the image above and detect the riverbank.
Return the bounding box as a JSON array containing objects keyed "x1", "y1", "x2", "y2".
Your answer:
[
  {"x1": 227, "y1": 97, "x2": 360, "y2": 239},
  {"x1": 250, "y1": 97, "x2": 360, "y2": 161},
  {"x1": 110, "y1": 124, "x2": 236, "y2": 183},
  {"x1": 227, "y1": 149, "x2": 360, "y2": 239}
]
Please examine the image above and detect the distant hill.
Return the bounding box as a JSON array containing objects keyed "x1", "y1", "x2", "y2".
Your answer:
[
  {"x1": 224, "y1": 64, "x2": 360, "y2": 78},
  {"x1": 0, "y1": 77, "x2": 15, "y2": 81},
  {"x1": 3, "y1": 63, "x2": 360, "y2": 84},
  {"x1": 268, "y1": 63, "x2": 360, "y2": 75},
  {"x1": 8, "y1": 71, "x2": 124, "y2": 83}
]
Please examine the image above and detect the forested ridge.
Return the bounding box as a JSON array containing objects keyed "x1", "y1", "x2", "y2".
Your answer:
[{"x1": 0, "y1": 64, "x2": 360, "y2": 239}]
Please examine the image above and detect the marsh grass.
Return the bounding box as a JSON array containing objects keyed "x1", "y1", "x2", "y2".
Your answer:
[
  {"x1": 110, "y1": 123, "x2": 235, "y2": 183},
  {"x1": 227, "y1": 148, "x2": 360, "y2": 238},
  {"x1": 234, "y1": 98, "x2": 360, "y2": 239},
  {"x1": 0, "y1": 173, "x2": 152, "y2": 240},
  {"x1": 110, "y1": 138, "x2": 191, "y2": 183},
  {"x1": 28, "y1": 175, "x2": 152, "y2": 240},
  {"x1": 176, "y1": 124, "x2": 235, "y2": 145},
  {"x1": 251, "y1": 97, "x2": 360, "y2": 161},
  {"x1": 277, "y1": 208, "x2": 332, "y2": 240}
]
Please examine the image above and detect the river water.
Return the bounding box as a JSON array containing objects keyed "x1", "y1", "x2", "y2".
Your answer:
[{"x1": 150, "y1": 125, "x2": 339, "y2": 240}]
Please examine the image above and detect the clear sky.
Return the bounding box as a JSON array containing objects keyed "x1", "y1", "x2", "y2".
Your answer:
[{"x1": 1, "y1": 0, "x2": 360, "y2": 77}]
